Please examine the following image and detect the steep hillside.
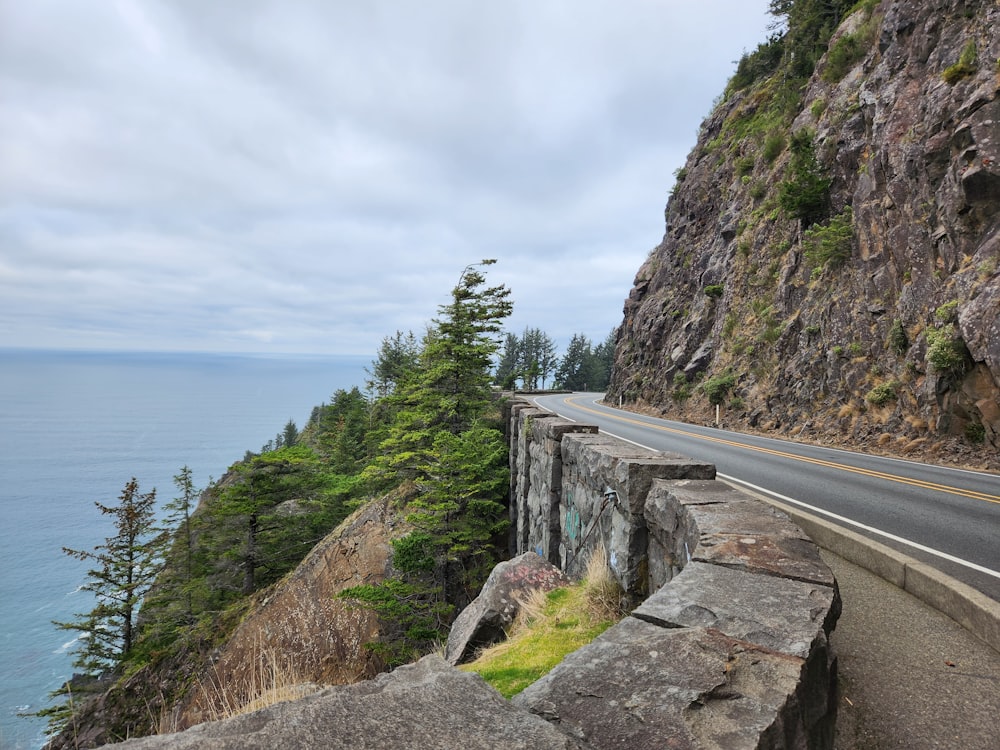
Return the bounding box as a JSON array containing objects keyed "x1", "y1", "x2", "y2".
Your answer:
[{"x1": 607, "y1": 0, "x2": 1000, "y2": 468}]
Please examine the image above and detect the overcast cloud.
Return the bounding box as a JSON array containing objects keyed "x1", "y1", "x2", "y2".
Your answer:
[{"x1": 1, "y1": 0, "x2": 772, "y2": 355}]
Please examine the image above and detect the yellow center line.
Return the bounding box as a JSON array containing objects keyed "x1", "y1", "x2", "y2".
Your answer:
[{"x1": 564, "y1": 396, "x2": 1000, "y2": 506}]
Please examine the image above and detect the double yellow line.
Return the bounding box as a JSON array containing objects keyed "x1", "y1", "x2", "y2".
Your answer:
[{"x1": 565, "y1": 396, "x2": 1000, "y2": 506}]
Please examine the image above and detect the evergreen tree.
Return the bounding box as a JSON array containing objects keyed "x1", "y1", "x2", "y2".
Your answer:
[
  {"x1": 364, "y1": 260, "x2": 512, "y2": 487},
  {"x1": 213, "y1": 447, "x2": 323, "y2": 595},
  {"x1": 53, "y1": 478, "x2": 163, "y2": 676},
  {"x1": 589, "y1": 328, "x2": 617, "y2": 390},
  {"x1": 769, "y1": 0, "x2": 853, "y2": 78},
  {"x1": 404, "y1": 424, "x2": 509, "y2": 601},
  {"x1": 280, "y1": 419, "x2": 299, "y2": 448},
  {"x1": 312, "y1": 387, "x2": 372, "y2": 473},
  {"x1": 422, "y1": 260, "x2": 513, "y2": 432},
  {"x1": 554, "y1": 333, "x2": 594, "y2": 390},
  {"x1": 494, "y1": 331, "x2": 522, "y2": 390},
  {"x1": 345, "y1": 262, "x2": 513, "y2": 662},
  {"x1": 519, "y1": 327, "x2": 558, "y2": 390},
  {"x1": 366, "y1": 330, "x2": 421, "y2": 398},
  {"x1": 778, "y1": 128, "x2": 831, "y2": 226},
  {"x1": 160, "y1": 466, "x2": 199, "y2": 625}
]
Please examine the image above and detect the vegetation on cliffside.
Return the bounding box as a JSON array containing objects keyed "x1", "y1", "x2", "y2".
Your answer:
[
  {"x1": 43, "y1": 262, "x2": 517, "y2": 746},
  {"x1": 608, "y1": 0, "x2": 1000, "y2": 466}
]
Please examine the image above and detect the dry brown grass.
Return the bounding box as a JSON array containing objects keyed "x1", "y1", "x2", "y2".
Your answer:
[
  {"x1": 900, "y1": 437, "x2": 928, "y2": 453},
  {"x1": 580, "y1": 546, "x2": 625, "y2": 622},
  {"x1": 189, "y1": 638, "x2": 316, "y2": 726}
]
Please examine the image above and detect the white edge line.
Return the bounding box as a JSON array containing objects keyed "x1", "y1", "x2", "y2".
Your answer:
[
  {"x1": 529, "y1": 396, "x2": 1000, "y2": 583},
  {"x1": 718, "y1": 473, "x2": 1000, "y2": 581}
]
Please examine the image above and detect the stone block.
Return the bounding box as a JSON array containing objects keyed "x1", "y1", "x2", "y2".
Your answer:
[
  {"x1": 558, "y1": 436, "x2": 715, "y2": 592},
  {"x1": 514, "y1": 617, "x2": 806, "y2": 750},
  {"x1": 632, "y1": 561, "x2": 838, "y2": 658},
  {"x1": 646, "y1": 479, "x2": 834, "y2": 588}
]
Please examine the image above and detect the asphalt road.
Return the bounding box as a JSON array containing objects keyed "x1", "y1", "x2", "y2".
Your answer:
[{"x1": 530, "y1": 393, "x2": 1000, "y2": 602}]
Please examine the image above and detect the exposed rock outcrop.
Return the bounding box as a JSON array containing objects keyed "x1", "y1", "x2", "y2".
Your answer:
[
  {"x1": 104, "y1": 655, "x2": 587, "y2": 750},
  {"x1": 606, "y1": 0, "x2": 1000, "y2": 467},
  {"x1": 166, "y1": 495, "x2": 401, "y2": 731}
]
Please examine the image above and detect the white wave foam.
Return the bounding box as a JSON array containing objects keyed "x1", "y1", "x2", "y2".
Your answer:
[{"x1": 53, "y1": 636, "x2": 80, "y2": 654}]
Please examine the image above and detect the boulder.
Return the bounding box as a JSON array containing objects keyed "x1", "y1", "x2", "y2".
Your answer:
[
  {"x1": 106, "y1": 655, "x2": 588, "y2": 750},
  {"x1": 444, "y1": 552, "x2": 569, "y2": 665}
]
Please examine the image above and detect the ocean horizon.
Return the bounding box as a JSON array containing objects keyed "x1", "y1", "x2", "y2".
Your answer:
[{"x1": 0, "y1": 348, "x2": 370, "y2": 750}]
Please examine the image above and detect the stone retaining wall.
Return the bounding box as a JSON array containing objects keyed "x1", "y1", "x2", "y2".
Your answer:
[{"x1": 505, "y1": 398, "x2": 841, "y2": 749}]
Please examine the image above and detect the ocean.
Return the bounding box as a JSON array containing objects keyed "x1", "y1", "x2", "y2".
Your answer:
[{"x1": 0, "y1": 349, "x2": 370, "y2": 750}]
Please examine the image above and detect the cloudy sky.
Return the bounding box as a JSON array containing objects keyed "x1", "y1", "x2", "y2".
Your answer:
[{"x1": 1, "y1": 0, "x2": 772, "y2": 356}]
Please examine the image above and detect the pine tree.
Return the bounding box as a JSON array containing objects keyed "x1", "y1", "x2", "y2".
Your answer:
[
  {"x1": 213, "y1": 447, "x2": 322, "y2": 595},
  {"x1": 554, "y1": 333, "x2": 594, "y2": 390},
  {"x1": 366, "y1": 330, "x2": 421, "y2": 398},
  {"x1": 519, "y1": 327, "x2": 557, "y2": 390},
  {"x1": 364, "y1": 260, "x2": 512, "y2": 487},
  {"x1": 148, "y1": 466, "x2": 200, "y2": 629},
  {"x1": 420, "y1": 260, "x2": 513, "y2": 433},
  {"x1": 494, "y1": 331, "x2": 522, "y2": 390},
  {"x1": 53, "y1": 478, "x2": 163, "y2": 677},
  {"x1": 345, "y1": 262, "x2": 513, "y2": 662},
  {"x1": 589, "y1": 328, "x2": 617, "y2": 390}
]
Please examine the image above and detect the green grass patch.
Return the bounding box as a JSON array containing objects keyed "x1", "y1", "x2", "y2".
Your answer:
[
  {"x1": 943, "y1": 41, "x2": 977, "y2": 84},
  {"x1": 459, "y1": 549, "x2": 625, "y2": 698}
]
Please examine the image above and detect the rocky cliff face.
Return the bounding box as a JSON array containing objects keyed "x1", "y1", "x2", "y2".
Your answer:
[
  {"x1": 164, "y1": 494, "x2": 400, "y2": 731},
  {"x1": 607, "y1": 0, "x2": 1000, "y2": 467}
]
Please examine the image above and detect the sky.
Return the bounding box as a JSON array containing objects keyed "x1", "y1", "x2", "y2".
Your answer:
[{"x1": 1, "y1": 0, "x2": 773, "y2": 356}]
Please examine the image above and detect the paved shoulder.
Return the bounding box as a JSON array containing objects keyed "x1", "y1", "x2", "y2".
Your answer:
[{"x1": 824, "y1": 551, "x2": 1000, "y2": 750}]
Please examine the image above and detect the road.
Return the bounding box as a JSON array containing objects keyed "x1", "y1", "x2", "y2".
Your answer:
[{"x1": 530, "y1": 392, "x2": 1000, "y2": 602}]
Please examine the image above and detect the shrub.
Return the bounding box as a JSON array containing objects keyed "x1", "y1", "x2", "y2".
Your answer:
[
  {"x1": 943, "y1": 41, "x2": 977, "y2": 84},
  {"x1": 965, "y1": 422, "x2": 986, "y2": 445},
  {"x1": 735, "y1": 155, "x2": 755, "y2": 177},
  {"x1": 934, "y1": 300, "x2": 960, "y2": 323},
  {"x1": 822, "y1": 9, "x2": 880, "y2": 84},
  {"x1": 888, "y1": 318, "x2": 908, "y2": 355},
  {"x1": 672, "y1": 371, "x2": 692, "y2": 402},
  {"x1": 670, "y1": 167, "x2": 688, "y2": 197},
  {"x1": 762, "y1": 131, "x2": 786, "y2": 164},
  {"x1": 804, "y1": 206, "x2": 854, "y2": 270},
  {"x1": 925, "y1": 325, "x2": 967, "y2": 375},
  {"x1": 778, "y1": 129, "x2": 831, "y2": 225},
  {"x1": 823, "y1": 31, "x2": 866, "y2": 82},
  {"x1": 704, "y1": 284, "x2": 724, "y2": 299},
  {"x1": 701, "y1": 371, "x2": 736, "y2": 406},
  {"x1": 865, "y1": 381, "x2": 899, "y2": 407},
  {"x1": 730, "y1": 34, "x2": 785, "y2": 91}
]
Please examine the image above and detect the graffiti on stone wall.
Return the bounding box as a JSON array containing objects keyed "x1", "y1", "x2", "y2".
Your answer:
[{"x1": 564, "y1": 491, "x2": 582, "y2": 543}]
